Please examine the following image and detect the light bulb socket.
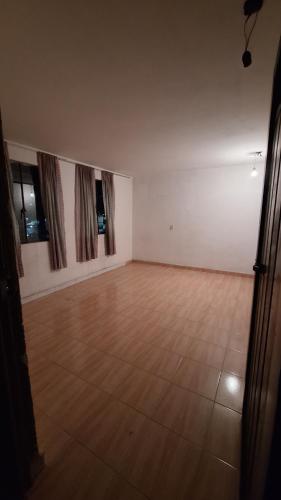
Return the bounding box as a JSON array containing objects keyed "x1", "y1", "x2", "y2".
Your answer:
[
  {"x1": 242, "y1": 50, "x2": 252, "y2": 67},
  {"x1": 251, "y1": 167, "x2": 258, "y2": 177}
]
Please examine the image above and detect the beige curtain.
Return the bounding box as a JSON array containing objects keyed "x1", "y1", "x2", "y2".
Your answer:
[
  {"x1": 4, "y1": 142, "x2": 24, "y2": 277},
  {"x1": 37, "y1": 152, "x2": 67, "y2": 270},
  {"x1": 102, "y1": 171, "x2": 116, "y2": 256},
  {"x1": 75, "y1": 164, "x2": 98, "y2": 262}
]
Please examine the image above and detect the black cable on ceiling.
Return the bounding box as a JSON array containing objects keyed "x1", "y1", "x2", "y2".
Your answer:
[{"x1": 242, "y1": 0, "x2": 264, "y2": 67}]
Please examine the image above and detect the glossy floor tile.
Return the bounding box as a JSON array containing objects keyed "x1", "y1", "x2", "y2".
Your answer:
[
  {"x1": 191, "y1": 452, "x2": 239, "y2": 500},
  {"x1": 187, "y1": 338, "x2": 225, "y2": 369},
  {"x1": 205, "y1": 403, "x2": 241, "y2": 467},
  {"x1": 30, "y1": 439, "x2": 147, "y2": 500},
  {"x1": 153, "y1": 384, "x2": 213, "y2": 446},
  {"x1": 216, "y1": 372, "x2": 245, "y2": 413},
  {"x1": 228, "y1": 333, "x2": 249, "y2": 353},
  {"x1": 151, "y1": 431, "x2": 202, "y2": 500},
  {"x1": 25, "y1": 262, "x2": 252, "y2": 499},
  {"x1": 114, "y1": 366, "x2": 171, "y2": 416},
  {"x1": 134, "y1": 344, "x2": 183, "y2": 381},
  {"x1": 34, "y1": 407, "x2": 74, "y2": 467},
  {"x1": 223, "y1": 349, "x2": 247, "y2": 378},
  {"x1": 79, "y1": 352, "x2": 134, "y2": 394},
  {"x1": 174, "y1": 357, "x2": 221, "y2": 399}
]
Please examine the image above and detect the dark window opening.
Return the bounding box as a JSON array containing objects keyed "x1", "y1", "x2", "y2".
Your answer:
[
  {"x1": 11, "y1": 161, "x2": 49, "y2": 244},
  {"x1": 96, "y1": 179, "x2": 106, "y2": 235}
]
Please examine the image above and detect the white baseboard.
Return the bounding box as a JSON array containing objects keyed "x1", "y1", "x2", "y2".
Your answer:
[{"x1": 21, "y1": 262, "x2": 129, "y2": 303}]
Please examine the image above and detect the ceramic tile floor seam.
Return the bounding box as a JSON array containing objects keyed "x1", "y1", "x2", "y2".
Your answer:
[
  {"x1": 151, "y1": 385, "x2": 216, "y2": 451},
  {"x1": 198, "y1": 449, "x2": 240, "y2": 473},
  {"x1": 24, "y1": 264, "x2": 252, "y2": 500},
  {"x1": 214, "y1": 388, "x2": 245, "y2": 415},
  {"x1": 31, "y1": 346, "x2": 223, "y2": 409},
  {"x1": 149, "y1": 435, "x2": 204, "y2": 500},
  {"x1": 201, "y1": 396, "x2": 216, "y2": 449},
  {"x1": 226, "y1": 332, "x2": 249, "y2": 353},
  {"x1": 142, "y1": 365, "x2": 182, "y2": 423},
  {"x1": 33, "y1": 355, "x2": 216, "y2": 452},
  {"x1": 26, "y1": 308, "x2": 221, "y2": 335},
  {"x1": 25, "y1": 307, "x2": 127, "y2": 328},
  {"x1": 34, "y1": 383, "x2": 209, "y2": 499},
  {"x1": 32, "y1": 406, "x2": 151, "y2": 500},
  {"x1": 188, "y1": 449, "x2": 239, "y2": 500},
  {"x1": 28, "y1": 323, "x2": 234, "y2": 374},
  {"x1": 222, "y1": 349, "x2": 247, "y2": 378},
  {"x1": 182, "y1": 339, "x2": 225, "y2": 369},
  {"x1": 210, "y1": 455, "x2": 239, "y2": 471},
  {"x1": 212, "y1": 368, "x2": 223, "y2": 406},
  {"x1": 212, "y1": 339, "x2": 229, "y2": 402},
  {"x1": 24, "y1": 314, "x2": 243, "y2": 333},
  {"x1": 71, "y1": 329, "x2": 218, "y2": 357},
  {"x1": 223, "y1": 368, "x2": 246, "y2": 379},
  {"x1": 24, "y1": 304, "x2": 233, "y2": 320},
  {"x1": 70, "y1": 413, "x2": 201, "y2": 499},
  {"x1": 202, "y1": 402, "x2": 242, "y2": 469}
]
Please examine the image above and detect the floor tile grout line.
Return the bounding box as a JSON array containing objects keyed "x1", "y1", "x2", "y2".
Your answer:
[
  {"x1": 24, "y1": 293, "x2": 249, "y2": 333},
  {"x1": 25, "y1": 263, "x2": 250, "y2": 498},
  {"x1": 32, "y1": 359, "x2": 204, "y2": 449},
  {"x1": 27, "y1": 324, "x2": 233, "y2": 376},
  {"x1": 29, "y1": 344, "x2": 221, "y2": 405},
  {"x1": 31, "y1": 350, "x2": 243, "y2": 454},
  {"x1": 213, "y1": 353, "x2": 226, "y2": 403},
  {"x1": 29, "y1": 336, "x2": 245, "y2": 411},
  {"x1": 26, "y1": 315, "x2": 248, "y2": 383},
  {"x1": 46, "y1": 293, "x2": 248, "y2": 326},
  {"x1": 25, "y1": 310, "x2": 249, "y2": 352},
  {"x1": 34, "y1": 394, "x2": 239, "y2": 500},
  {"x1": 33, "y1": 407, "x2": 152, "y2": 500},
  {"x1": 33, "y1": 357, "x2": 209, "y2": 449}
]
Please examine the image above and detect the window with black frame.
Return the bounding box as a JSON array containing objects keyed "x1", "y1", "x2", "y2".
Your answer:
[
  {"x1": 95, "y1": 179, "x2": 106, "y2": 234},
  {"x1": 11, "y1": 161, "x2": 49, "y2": 243}
]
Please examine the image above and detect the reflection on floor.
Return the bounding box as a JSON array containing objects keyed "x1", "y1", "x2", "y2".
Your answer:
[{"x1": 24, "y1": 262, "x2": 252, "y2": 500}]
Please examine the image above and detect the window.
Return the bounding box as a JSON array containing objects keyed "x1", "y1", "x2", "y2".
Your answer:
[
  {"x1": 96, "y1": 179, "x2": 106, "y2": 234},
  {"x1": 11, "y1": 161, "x2": 49, "y2": 243}
]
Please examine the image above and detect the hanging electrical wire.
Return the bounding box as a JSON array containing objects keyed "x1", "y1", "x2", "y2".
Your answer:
[{"x1": 242, "y1": 0, "x2": 264, "y2": 67}]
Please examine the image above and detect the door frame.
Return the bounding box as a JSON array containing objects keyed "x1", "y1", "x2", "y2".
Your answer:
[
  {"x1": 241, "y1": 39, "x2": 281, "y2": 500},
  {"x1": 0, "y1": 113, "x2": 44, "y2": 499}
]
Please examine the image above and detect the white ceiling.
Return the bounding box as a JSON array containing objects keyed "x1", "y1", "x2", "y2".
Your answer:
[{"x1": 0, "y1": 1, "x2": 280, "y2": 176}]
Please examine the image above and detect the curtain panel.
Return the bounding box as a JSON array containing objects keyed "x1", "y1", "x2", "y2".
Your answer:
[
  {"x1": 4, "y1": 142, "x2": 24, "y2": 277},
  {"x1": 101, "y1": 171, "x2": 116, "y2": 256},
  {"x1": 37, "y1": 152, "x2": 67, "y2": 270},
  {"x1": 75, "y1": 164, "x2": 98, "y2": 262}
]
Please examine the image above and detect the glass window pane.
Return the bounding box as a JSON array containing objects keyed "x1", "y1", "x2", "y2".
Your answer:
[
  {"x1": 13, "y1": 182, "x2": 26, "y2": 242},
  {"x1": 96, "y1": 180, "x2": 106, "y2": 234},
  {"x1": 11, "y1": 161, "x2": 49, "y2": 244},
  {"x1": 97, "y1": 214, "x2": 106, "y2": 234},
  {"x1": 23, "y1": 183, "x2": 39, "y2": 242}
]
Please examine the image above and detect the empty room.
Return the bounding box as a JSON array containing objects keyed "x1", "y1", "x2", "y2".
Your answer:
[{"x1": 1, "y1": 2, "x2": 281, "y2": 500}]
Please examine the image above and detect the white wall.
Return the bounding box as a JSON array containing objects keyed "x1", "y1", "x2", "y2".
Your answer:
[
  {"x1": 133, "y1": 164, "x2": 265, "y2": 274},
  {"x1": 8, "y1": 144, "x2": 133, "y2": 300}
]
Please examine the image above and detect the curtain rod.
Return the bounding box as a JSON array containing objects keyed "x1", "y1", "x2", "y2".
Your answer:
[{"x1": 6, "y1": 140, "x2": 132, "y2": 179}]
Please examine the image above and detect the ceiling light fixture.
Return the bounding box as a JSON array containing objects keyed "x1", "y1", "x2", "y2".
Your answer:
[
  {"x1": 251, "y1": 166, "x2": 258, "y2": 177},
  {"x1": 249, "y1": 151, "x2": 262, "y2": 178}
]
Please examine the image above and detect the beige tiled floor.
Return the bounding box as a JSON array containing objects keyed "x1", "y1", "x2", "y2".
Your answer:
[{"x1": 24, "y1": 262, "x2": 253, "y2": 500}]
